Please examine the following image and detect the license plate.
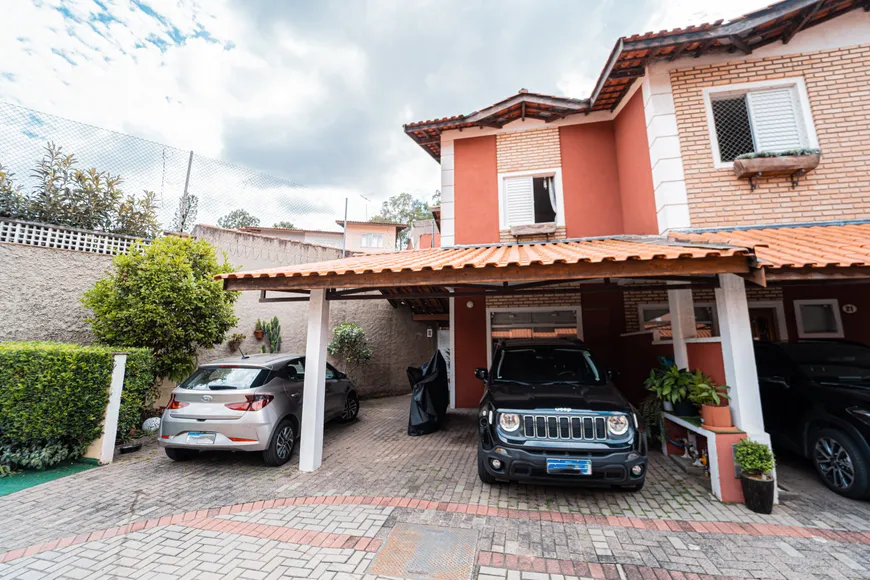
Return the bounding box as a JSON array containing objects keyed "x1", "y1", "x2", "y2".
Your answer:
[
  {"x1": 186, "y1": 432, "x2": 216, "y2": 445},
  {"x1": 547, "y1": 459, "x2": 591, "y2": 475}
]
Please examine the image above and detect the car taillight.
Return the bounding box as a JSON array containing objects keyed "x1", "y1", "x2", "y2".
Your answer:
[
  {"x1": 167, "y1": 394, "x2": 188, "y2": 410},
  {"x1": 225, "y1": 394, "x2": 274, "y2": 412}
]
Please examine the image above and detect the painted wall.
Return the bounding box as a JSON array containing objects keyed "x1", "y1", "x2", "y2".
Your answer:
[
  {"x1": 452, "y1": 295, "x2": 488, "y2": 408},
  {"x1": 686, "y1": 341, "x2": 727, "y2": 386},
  {"x1": 613, "y1": 91, "x2": 658, "y2": 234},
  {"x1": 344, "y1": 222, "x2": 401, "y2": 253},
  {"x1": 559, "y1": 122, "x2": 625, "y2": 238},
  {"x1": 454, "y1": 136, "x2": 500, "y2": 245},
  {"x1": 782, "y1": 283, "x2": 870, "y2": 345},
  {"x1": 0, "y1": 242, "x2": 111, "y2": 344}
]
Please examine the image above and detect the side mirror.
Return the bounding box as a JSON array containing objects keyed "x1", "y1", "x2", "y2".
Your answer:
[{"x1": 474, "y1": 368, "x2": 488, "y2": 381}]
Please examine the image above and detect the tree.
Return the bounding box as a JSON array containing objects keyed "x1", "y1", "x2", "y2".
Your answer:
[
  {"x1": 371, "y1": 192, "x2": 434, "y2": 248},
  {"x1": 218, "y1": 208, "x2": 260, "y2": 229},
  {"x1": 171, "y1": 194, "x2": 199, "y2": 233},
  {"x1": 81, "y1": 236, "x2": 239, "y2": 381},
  {"x1": 327, "y1": 322, "x2": 372, "y2": 382},
  {"x1": 273, "y1": 220, "x2": 296, "y2": 229},
  {"x1": 0, "y1": 142, "x2": 160, "y2": 238}
]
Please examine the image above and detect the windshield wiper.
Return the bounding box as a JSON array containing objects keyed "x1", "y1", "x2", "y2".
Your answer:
[{"x1": 494, "y1": 379, "x2": 531, "y2": 386}]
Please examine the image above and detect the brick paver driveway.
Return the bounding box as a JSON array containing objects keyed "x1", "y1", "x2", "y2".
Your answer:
[{"x1": 2, "y1": 395, "x2": 869, "y2": 579}]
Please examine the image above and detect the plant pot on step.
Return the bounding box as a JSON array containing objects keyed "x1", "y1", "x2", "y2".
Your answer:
[
  {"x1": 740, "y1": 474, "x2": 775, "y2": 514},
  {"x1": 254, "y1": 330, "x2": 264, "y2": 339},
  {"x1": 701, "y1": 404, "x2": 732, "y2": 428},
  {"x1": 663, "y1": 401, "x2": 674, "y2": 412},
  {"x1": 672, "y1": 400, "x2": 698, "y2": 417}
]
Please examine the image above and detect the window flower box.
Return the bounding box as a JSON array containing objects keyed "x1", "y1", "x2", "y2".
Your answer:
[{"x1": 732, "y1": 149, "x2": 821, "y2": 190}]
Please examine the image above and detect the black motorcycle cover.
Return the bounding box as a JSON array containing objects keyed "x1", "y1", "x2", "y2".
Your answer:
[{"x1": 407, "y1": 350, "x2": 449, "y2": 436}]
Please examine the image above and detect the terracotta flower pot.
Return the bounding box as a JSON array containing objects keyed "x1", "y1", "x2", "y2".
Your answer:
[
  {"x1": 701, "y1": 404, "x2": 732, "y2": 428},
  {"x1": 740, "y1": 474, "x2": 775, "y2": 514},
  {"x1": 254, "y1": 330, "x2": 264, "y2": 339}
]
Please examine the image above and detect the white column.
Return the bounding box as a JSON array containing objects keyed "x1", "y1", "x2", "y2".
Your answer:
[
  {"x1": 84, "y1": 353, "x2": 127, "y2": 465},
  {"x1": 667, "y1": 289, "x2": 696, "y2": 369},
  {"x1": 440, "y1": 138, "x2": 455, "y2": 247},
  {"x1": 299, "y1": 289, "x2": 330, "y2": 472},
  {"x1": 715, "y1": 274, "x2": 766, "y2": 437}
]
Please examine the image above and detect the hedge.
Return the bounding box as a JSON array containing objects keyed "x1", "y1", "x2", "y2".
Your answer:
[{"x1": 0, "y1": 342, "x2": 155, "y2": 470}]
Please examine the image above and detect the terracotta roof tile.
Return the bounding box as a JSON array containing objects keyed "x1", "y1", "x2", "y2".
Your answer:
[{"x1": 672, "y1": 223, "x2": 870, "y2": 269}]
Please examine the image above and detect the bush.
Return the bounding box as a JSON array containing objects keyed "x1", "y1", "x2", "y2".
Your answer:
[
  {"x1": 0, "y1": 342, "x2": 155, "y2": 469},
  {"x1": 687, "y1": 372, "x2": 729, "y2": 407},
  {"x1": 81, "y1": 236, "x2": 238, "y2": 381},
  {"x1": 734, "y1": 438, "x2": 775, "y2": 477},
  {"x1": 644, "y1": 364, "x2": 692, "y2": 404},
  {"x1": 327, "y1": 322, "x2": 372, "y2": 381}
]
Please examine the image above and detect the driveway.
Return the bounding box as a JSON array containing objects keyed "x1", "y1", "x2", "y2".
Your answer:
[{"x1": 1, "y1": 395, "x2": 869, "y2": 579}]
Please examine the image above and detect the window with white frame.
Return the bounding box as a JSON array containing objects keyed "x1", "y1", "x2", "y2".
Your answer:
[
  {"x1": 360, "y1": 233, "x2": 385, "y2": 248},
  {"x1": 794, "y1": 299, "x2": 844, "y2": 338},
  {"x1": 503, "y1": 174, "x2": 557, "y2": 227},
  {"x1": 705, "y1": 79, "x2": 816, "y2": 164},
  {"x1": 638, "y1": 303, "x2": 718, "y2": 339}
]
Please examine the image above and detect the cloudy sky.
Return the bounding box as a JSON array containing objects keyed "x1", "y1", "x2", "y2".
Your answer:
[{"x1": 0, "y1": 0, "x2": 770, "y2": 229}]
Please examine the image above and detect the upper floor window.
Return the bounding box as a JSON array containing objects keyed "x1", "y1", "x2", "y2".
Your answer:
[
  {"x1": 794, "y1": 299, "x2": 844, "y2": 339},
  {"x1": 360, "y1": 233, "x2": 385, "y2": 248},
  {"x1": 703, "y1": 78, "x2": 817, "y2": 166},
  {"x1": 499, "y1": 169, "x2": 563, "y2": 229}
]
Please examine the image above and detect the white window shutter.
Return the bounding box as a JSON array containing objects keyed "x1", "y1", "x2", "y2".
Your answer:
[
  {"x1": 504, "y1": 176, "x2": 534, "y2": 226},
  {"x1": 746, "y1": 88, "x2": 806, "y2": 152}
]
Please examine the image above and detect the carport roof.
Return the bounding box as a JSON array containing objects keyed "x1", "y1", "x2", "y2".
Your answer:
[{"x1": 218, "y1": 236, "x2": 751, "y2": 291}]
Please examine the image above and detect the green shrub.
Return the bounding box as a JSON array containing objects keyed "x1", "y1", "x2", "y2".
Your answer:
[
  {"x1": 734, "y1": 438, "x2": 775, "y2": 477},
  {"x1": 327, "y1": 322, "x2": 372, "y2": 381},
  {"x1": 644, "y1": 364, "x2": 692, "y2": 404},
  {"x1": 687, "y1": 372, "x2": 729, "y2": 407},
  {"x1": 0, "y1": 342, "x2": 155, "y2": 469},
  {"x1": 116, "y1": 349, "x2": 158, "y2": 443}
]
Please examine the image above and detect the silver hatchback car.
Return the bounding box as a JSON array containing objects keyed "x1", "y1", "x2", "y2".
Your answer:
[{"x1": 159, "y1": 353, "x2": 359, "y2": 466}]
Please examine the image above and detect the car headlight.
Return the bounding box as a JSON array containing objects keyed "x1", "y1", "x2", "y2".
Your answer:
[
  {"x1": 607, "y1": 414, "x2": 629, "y2": 436},
  {"x1": 499, "y1": 413, "x2": 521, "y2": 432}
]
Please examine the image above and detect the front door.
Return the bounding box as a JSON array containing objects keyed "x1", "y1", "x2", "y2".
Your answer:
[{"x1": 750, "y1": 307, "x2": 780, "y2": 341}]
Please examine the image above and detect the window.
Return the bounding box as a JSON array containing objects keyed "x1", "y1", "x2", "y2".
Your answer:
[
  {"x1": 360, "y1": 233, "x2": 384, "y2": 248},
  {"x1": 794, "y1": 299, "x2": 844, "y2": 338},
  {"x1": 638, "y1": 303, "x2": 718, "y2": 338},
  {"x1": 503, "y1": 174, "x2": 557, "y2": 227},
  {"x1": 704, "y1": 79, "x2": 816, "y2": 165}
]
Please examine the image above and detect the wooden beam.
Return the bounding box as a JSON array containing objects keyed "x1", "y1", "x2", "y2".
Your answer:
[
  {"x1": 413, "y1": 313, "x2": 449, "y2": 321},
  {"x1": 740, "y1": 267, "x2": 767, "y2": 287},
  {"x1": 765, "y1": 265, "x2": 870, "y2": 282},
  {"x1": 667, "y1": 42, "x2": 690, "y2": 62},
  {"x1": 782, "y1": 2, "x2": 823, "y2": 43},
  {"x1": 608, "y1": 67, "x2": 645, "y2": 79},
  {"x1": 728, "y1": 34, "x2": 753, "y2": 54},
  {"x1": 223, "y1": 256, "x2": 750, "y2": 292}
]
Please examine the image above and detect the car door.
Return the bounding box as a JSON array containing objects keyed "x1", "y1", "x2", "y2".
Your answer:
[
  {"x1": 279, "y1": 358, "x2": 305, "y2": 411},
  {"x1": 754, "y1": 343, "x2": 802, "y2": 450},
  {"x1": 324, "y1": 363, "x2": 346, "y2": 419}
]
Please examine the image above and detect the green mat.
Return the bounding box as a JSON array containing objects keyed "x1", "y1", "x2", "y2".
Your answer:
[{"x1": 0, "y1": 460, "x2": 99, "y2": 497}]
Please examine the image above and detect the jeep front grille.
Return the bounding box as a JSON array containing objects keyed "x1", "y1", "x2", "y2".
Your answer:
[{"x1": 521, "y1": 414, "x2": 607, "y2": 440}]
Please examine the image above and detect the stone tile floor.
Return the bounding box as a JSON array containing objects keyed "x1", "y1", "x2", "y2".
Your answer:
[{"x1": 1, "y1": 395, "x2": 869, "y2": 579}]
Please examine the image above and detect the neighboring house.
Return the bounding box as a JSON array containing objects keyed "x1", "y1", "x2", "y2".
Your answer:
[
  {"x1": 240, "y1": 226, "x2": 345, "y2": 250},
  {"x1": 336, "y1": 220, "x2": 407, "y2": 253},
  {"x1": 406, "y1": 218, "x2": 440, "y2": 250}
]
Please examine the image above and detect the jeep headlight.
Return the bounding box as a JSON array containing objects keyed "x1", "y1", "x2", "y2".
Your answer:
[
  {"x1": 499, "y1": 413, "x2": 521, "y2": 432},
  {"x1": 607, "y1": 414, "x2": 629, "y2": 436}
]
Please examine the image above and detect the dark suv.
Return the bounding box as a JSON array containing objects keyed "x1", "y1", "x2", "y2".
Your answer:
[
  {"x1": 475, "y1": 340, "x2": 647, "y2": 490},
  {"x1": 755, "y1": 340, "x2": 870, "y2": 499}
]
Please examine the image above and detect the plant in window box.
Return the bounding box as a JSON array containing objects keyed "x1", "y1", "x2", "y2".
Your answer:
[
  {"x1": 643, "y1": 365, "x2": 696, "y2": 416},
  {"x1": 732, "y1": 148, "x2": 821, "y2": 179},
  {"x1": 687, "y1": 373, "x2": 732, "y2": 428},
  {"x1": 734, "y1": 438, "x2": 776, "y2": 514}
]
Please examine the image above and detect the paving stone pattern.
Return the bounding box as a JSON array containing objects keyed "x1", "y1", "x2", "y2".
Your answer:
[{"x1": 1, "y1": 396, "x2": 869, "y2": 579}]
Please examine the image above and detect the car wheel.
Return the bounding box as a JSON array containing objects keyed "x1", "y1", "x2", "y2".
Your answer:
[
  {"x1": 263, "y1": 420, "x2": 295, "y2": 466},
  {"x1": 477, "y1": 442, "x2": 498, "y2": 484},
  {"x1": 336, "y1": 391, "x2": 360, "y2": 423},
  {"x1": 165, "y1": 448, "x2": 197, "y2": 462},
  {"x1": 811, "y1": 429, "x2": 870, "y2": 499}
]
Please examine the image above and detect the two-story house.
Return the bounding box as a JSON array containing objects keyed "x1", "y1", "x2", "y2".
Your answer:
[
  {"x1": 220, "y1": 0, "x2": 870, "y2": 497},
  {"x1": 241, "y1": 220, "x2": 406, "y2": 254}
]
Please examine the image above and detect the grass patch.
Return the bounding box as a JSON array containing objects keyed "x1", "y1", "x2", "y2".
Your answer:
[{"x1": 0, "y1": 460, "x2": 98, "y2": 497}]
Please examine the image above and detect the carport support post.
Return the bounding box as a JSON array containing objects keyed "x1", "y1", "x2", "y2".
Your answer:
[
  {"x1": 84, "y1": 353, "x2": 127, "y2": 465},
  {"x1": 667, "y1": 289, "x2": 696, "y2": 369},
  {"x1": 299, "y1": 289, "x2": 330, "y2": 472}
]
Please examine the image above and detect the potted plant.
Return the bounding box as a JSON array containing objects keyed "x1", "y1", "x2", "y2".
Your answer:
[
  {"x1": 254, "y1": 319, "x2": 264, "y2": 340},
  {"x1": 733, "y1": 148, "x2": 821, "y2": 178},
  {"x1": 227, "y1": 332, "x2": 246, "y2": 351},
  {"x1": 644, "y1": 365, "x2": 695, "y2": 416},
  {"x1": 687, "y1": 372, "x2": 732, "y2": 428},
  {"x1": 734, "y1": 438, "x2": 776, "y2": 514}
]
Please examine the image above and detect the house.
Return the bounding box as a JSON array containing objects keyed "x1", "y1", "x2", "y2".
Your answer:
[
  {"x1": 240, "y1": 226, "x2": 345, "y2": 249},
  {"x1": 406, "y1": 217, "x2": 441, "y2": 250},
  {"x1": 219, "y1": 0, "x2": 870, "y2": 503},
  {"x1": 335, "y1": 220, "x2": 407, "y2": 253}
]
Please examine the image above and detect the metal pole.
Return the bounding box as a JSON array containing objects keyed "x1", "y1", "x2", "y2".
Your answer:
[
  {"x1": 180, "y1": 150, "x2": 194, "y2": 232},
  {"x1": 342, "y1": 197, "x2": 348, "y2": 257}
]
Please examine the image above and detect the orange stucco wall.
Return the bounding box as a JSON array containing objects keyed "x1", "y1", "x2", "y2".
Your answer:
[
  {"x1": 454, "y1": 136, "x2": 499, "y2": 245},
  {"x1": 453, "y1": 296, "x2": 488, "y2": 408},
  {"x1": 686, "y1": 341, "x2": 727, "y2": 386},
  {"x1": 613, "y1": 91, "x2": 658, "y2": 235},
  {"x1": 559, "y1": 123, "x2": 625, "y2": 238}
]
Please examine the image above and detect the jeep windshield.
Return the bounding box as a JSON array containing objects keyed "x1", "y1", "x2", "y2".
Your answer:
[{"x1": 493, "y1": 346, "x2": 603, "y2": 385}]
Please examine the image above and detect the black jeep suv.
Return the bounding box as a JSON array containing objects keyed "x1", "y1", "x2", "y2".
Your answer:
[{"x1": 475, "y1": 340, "x2": 647, "y2": 490}]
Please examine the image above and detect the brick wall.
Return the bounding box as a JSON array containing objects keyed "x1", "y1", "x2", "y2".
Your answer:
[
  {"x1": 496, "y1": 127, "x2": 561, "y2": 173},
  {"x1": 622, "y1": 286, "x2": 784, "y2": 333},
  {"x1": 671, "y1": 43, "x2": 870, "y2": 228},
  {"x1": 498, "y1": 226, "x2": 568, "y2": 243},
  {"x1": 486, "y1": 292, "x2": 581, "y2": 309}
]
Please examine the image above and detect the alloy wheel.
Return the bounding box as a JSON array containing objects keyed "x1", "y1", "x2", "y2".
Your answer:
[
  {"x1": 815, "y1": 437, "x2": 855, "y2": 490},
  {"x1": 276, "y1": 425, "x2": 294, "y2": 459},
  {"x1": 342, "y1": 395, "x2": 359, "y2": 420}
]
